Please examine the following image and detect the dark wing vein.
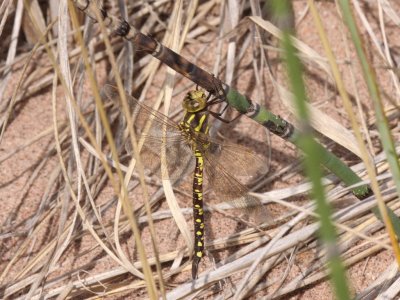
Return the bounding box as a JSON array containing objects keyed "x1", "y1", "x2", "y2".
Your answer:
[{"x1": 104, "y1": 84, "x2": 194, "y2": 180}]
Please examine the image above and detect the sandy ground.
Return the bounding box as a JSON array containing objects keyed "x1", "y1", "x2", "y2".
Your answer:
[{"x1": 1, "y1": 0, "x2": 400, "y2": 299}]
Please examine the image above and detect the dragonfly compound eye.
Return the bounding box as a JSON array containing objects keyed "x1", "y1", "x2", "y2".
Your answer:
[{"x1": 183, "y1": 91, "x2": 207, "y2": 112}]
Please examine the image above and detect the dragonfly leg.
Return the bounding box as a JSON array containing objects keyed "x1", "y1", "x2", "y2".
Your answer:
[
  {"x1": 204, "y1": 88, "x2": 243, "y2": 123},
  {"x1": 208, "y1": 104, "x2": 243, "y2": 123}
]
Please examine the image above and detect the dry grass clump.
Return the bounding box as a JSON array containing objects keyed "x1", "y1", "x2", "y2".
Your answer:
[{"x1": 1, "y1": 1, "x2": 400, "y2": 299}]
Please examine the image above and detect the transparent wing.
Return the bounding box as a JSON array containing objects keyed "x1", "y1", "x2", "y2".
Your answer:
[
  {"x1": 200, "y1": 136, "x2": 269, "y2": 221},
  {"x1": 103, "y1": 84, "x2": 195, "y2": 180},
  {"x1": 205, "y1": 137, "x2": 268, "y2": 179},
  {"x1": 203, "y1": 155, "x2": 267, "y2": 223}
]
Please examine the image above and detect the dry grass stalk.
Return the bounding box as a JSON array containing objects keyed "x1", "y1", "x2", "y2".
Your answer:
[{"x1": 1, "y1": 0, "x2": 400, "y2": 299}]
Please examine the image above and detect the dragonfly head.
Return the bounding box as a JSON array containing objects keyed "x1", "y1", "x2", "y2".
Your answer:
[{"x1": 182, "y1": 90, "x2": 207, "y2": 113}]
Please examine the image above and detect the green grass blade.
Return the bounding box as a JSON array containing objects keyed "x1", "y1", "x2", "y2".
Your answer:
[
  {"x1": 272, "y1": 1, "x2": 351, "y2": 299},
  {"x1": 337, "y1": 0, "x2": 400, "y2": 266}
]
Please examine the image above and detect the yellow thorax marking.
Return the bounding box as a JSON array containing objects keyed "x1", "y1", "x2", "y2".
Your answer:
[
  {"x1": 194, "y1": 115, "x2": 207, "y2": 132},
  {"x1": 186, "y1": 113, "x2": 196, "y2": 124}
]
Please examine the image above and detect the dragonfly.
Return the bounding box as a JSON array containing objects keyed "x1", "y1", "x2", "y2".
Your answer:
[{"x1": 104, "y1": 84, "x2": 268, "y2": 279}]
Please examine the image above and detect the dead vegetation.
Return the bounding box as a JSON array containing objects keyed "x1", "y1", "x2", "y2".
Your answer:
[{"x1": 1, "y1": 0, "x2": 400, "y2": 299}]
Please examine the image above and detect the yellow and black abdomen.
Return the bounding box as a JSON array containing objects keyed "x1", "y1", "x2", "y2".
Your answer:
[
  {"x1": 179, "y1": 104, "x2": 210, "y2": 279},
  {"x1": 191, "y1": 148, "x2": 205, "y2": 279}
]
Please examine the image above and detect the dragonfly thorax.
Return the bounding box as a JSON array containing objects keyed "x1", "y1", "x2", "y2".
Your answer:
[{"x1": 179, "y1": 103, "x2": 211, "y2": 154}]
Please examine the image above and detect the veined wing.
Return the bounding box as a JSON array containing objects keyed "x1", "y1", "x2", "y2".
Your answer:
[
  {"x1": 193, "y1": 129, "x2": 269, "y2": 180},
  {"x1": 103, "y1": 84, "x2": 194, "y2": 180},
  {"x1": 203, "y1": 154, "x2": 267, "y2": 223},
  {"x1": 199, "y1": 135, "x2": 269, "y2": 220}
]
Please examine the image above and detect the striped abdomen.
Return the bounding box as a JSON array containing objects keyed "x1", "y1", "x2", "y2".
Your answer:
[
  {"x1": 179, "y1": 106, "x2": 209, "y2": 279},
  {"x1": 191, "y1": 149, "x2": 205, "y2": 279}
]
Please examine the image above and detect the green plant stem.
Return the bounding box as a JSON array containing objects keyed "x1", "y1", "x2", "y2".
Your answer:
[
  {"x1": 72, "y1": 0, "x2": 371, "y2": 199},
  {"x1": 274, "y1": 1, "x2": 351, "y2": 298}
]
